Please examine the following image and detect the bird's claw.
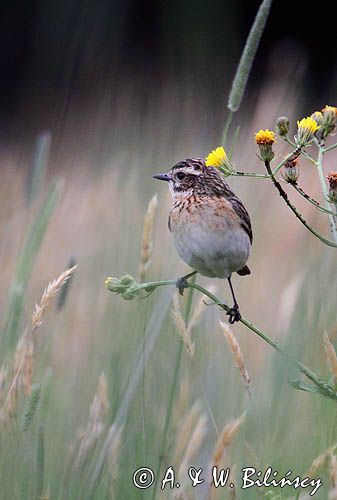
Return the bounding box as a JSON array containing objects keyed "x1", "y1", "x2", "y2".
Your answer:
[
  {"x1": 176, "y1": 276, "x2": 188, "y2": 296},
  {"x1": 226, "y1": 304, "x2": 241, "y2": 324}
]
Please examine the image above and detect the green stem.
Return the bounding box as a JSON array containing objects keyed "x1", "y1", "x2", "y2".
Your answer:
[
  {"x1": 317, "y1": 145, "x2": 337, "y2": 243},
  {"x1": 150, "y1": 274, "x2": 196, "y2": 499},
  {"x1": 292, "y1": 185, "x2": 337, "y2": 216},
  {"x1": 221, "y1": 111, "x2": 233, "y2": 148},
  {"x1": 231, "y1": 171, "x2": 270, "y2": 179},
  {"x1": 323, "y1": 142, "x2": 337, "y2": 153},
  {"x1": 272, "y1": 147, "x2": 302, "y2": 175},
  {"x1": 264, "y1": 161, "x2": 337, "y2": 248},
  {"x1": 284, "y1": 138, "x2": 316, "y2": 165},
  {"x1": 112, "y1": 278, "x2": 337, "y2": 400}
]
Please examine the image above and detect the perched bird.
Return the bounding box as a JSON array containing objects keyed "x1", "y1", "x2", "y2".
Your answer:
[{"x1": 153, "y1": 157, "x2": 252, "y2": 323}]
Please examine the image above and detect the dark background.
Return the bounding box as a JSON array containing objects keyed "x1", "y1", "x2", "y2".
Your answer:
[{"x1": 1, "y1": 0, "x2": 336, "y2": 147}]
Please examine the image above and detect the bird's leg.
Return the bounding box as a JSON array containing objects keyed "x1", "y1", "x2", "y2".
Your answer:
[
  {"x1": 176, "y1": 271, "x2": 198, "y2": 296},
  {"x1": 226, "y1": 276, "x2": 241, "y2": 324}
]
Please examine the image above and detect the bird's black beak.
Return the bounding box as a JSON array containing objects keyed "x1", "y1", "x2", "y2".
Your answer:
[{"x1": 153, "y1": 173, "x2": 170, "y2": 182}]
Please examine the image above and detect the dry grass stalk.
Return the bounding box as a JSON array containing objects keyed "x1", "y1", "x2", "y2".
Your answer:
[
  {"x1": 2, "y1": 329, "x2": 29, "y2": 421},
  {"x1": 307, "y1": 445, "x2": 336, "y2": 476},
  {"x1": 220, "y1": 321, "x2": 250, "y2": 390},
  {"x1": 39, "y1": 487, "x2": 51, "y2": 500},
  {"x1": 0, "y1": 364, "x2": 8, "y2": 405},
  {"x1": 138, "y1": 193, "x2": 158, "y2": 282},
  {"x1": 0, "y1": 265, "x2": 78, "y2": 422},
  {"x1": 172, "y1": 376, "x2": 190, "y2": 427},
  {"x1": 171, "y1": 292, "x2": 195, "y2": 357},
  {"x1": 212, "y1": 413, "x2": 246, "y2": 467},
  {"x1": 209, "y1": 414, "x2": 245, "y2": 499},
  {"x1": 74, "y1": 372, "x2": 109, "y2": 469},
  {"x1": 32, "y1": 265, "x2": 77, "y2": 331},
  {"x1": 172, "y1": 401, "x2": 202, "y2": 465},
  {"x1": 228, "y1": 465, "x2": 237, "y2": 500},
  {"x1": 330, "y1": 453, "x2": 337, "y2": 489},
  {"x1": 178, "y1": 413, "x2": 208, "y2": 478},
  {"x1": 107, "y1": 424, "x2": 123, "y2": 497},
  {"x1": 187, "y1": 286, "x2": 215, "y2": 332},
  {"x1": 323, "y1": 331, "x2": 337, "y2": 383}
]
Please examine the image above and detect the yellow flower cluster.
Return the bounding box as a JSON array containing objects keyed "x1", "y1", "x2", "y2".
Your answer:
[
  {"x1": 297, "y1": 117, "x2": 319, "y2": 135},
  {"x1": 295, "y1": 117, "x2": 319, "y2": 146},
  {"x1": 205, "y1": 146, "x2": 227, "y2": 167},
  {"x1": 205, "y1": 146, "x2": 234, "y2": 176},
  {"x1": 254, "y1": 129, "x2": 276, "y2": 145}
]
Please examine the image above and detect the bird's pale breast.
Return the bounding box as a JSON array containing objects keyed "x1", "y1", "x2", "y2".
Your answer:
[{"x1": 169, "y1": 195, "x2": 250, "y2": 278}]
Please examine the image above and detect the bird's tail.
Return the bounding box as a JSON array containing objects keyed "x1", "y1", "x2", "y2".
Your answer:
[{"x1": 237, "y1": 265, "x2": 251, "y2": 276}]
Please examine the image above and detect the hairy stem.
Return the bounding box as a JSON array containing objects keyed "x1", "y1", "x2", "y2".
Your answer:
[
  {"x1": 264, "y1": 161, "x2": 337, "y2": 248},
  {"x1": 232, "y1": 171, "x2": 270, "y2": 179},
  {"x1": 317, "y1": 145, "x2": 337, "y2": 242},
  {"x1": 221, "y1": 111, "x2": 233, "y2": 148},
  {"x1": 109, "y1": 277, "x2": 337, "y2": 400},
  {"x1": 292, "y1": 185, "x2": 337, "y2": 216},
  {"x1": 324, "y1": 142, "x2": 337, "y2": 153}
]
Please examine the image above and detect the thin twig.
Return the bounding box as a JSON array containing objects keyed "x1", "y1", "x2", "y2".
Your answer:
[
  {"x1": 264, "y1": 160, "x2": 337, "y2": 248},
  {"x1": 316, "y1": 144, "x2": 337, "y2": 242},
  {"x1": 292, "y1": 185, "x2": 337, "y2": 216},
  {"x1": 324, "y1": 142, "x2": 337, "y2": 153},
  {"x1": 106, "y1": 276, "x2": 337, "y2": 400}
]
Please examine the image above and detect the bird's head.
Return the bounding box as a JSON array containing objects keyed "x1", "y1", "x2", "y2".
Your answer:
[{"x1": 153, "y1": 158, "x2": 224, "y2": 197}]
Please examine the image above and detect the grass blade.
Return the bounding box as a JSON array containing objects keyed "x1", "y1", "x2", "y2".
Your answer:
[
  {"x1": 21, "y1": 383, "x2": 41, "y2": 431},
  {"x1": 228, "y1": 0, "x2": 273, "y2": 112},
  {"x1": 26, "y1": 131, "x2": 52, "y2": 206},
  {"x1": 2, "y1": 180, "x2": 63, "y2": 348}
]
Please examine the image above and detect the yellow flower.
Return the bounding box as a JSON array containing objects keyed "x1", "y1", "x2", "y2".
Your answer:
[
  {"x1": 254, "y1": 130, "x2": 276, "y2": 162},
  {"x1": 295, "y1": 117, "x2": 319, "y2": 146},
  {"x1": 205, "y1": 146, "x2": 227, "y2": 167},
  {"x1": 205, "y1": 146, "x2": 234, "y2": 176},
  {"x1": 254, "y1": 129, "x2": 276, "y2": 145}
]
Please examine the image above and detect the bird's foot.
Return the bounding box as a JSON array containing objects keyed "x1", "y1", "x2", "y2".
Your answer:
[
  {"x1": 226, "y1": 304, "x2": 241, "y2": 324},
  {"x1": 175, "y1": 271, "x2": 197, "y2": 296},
  {"x1": 176, "y1": 276, "x2": 188, "y2": 295}
]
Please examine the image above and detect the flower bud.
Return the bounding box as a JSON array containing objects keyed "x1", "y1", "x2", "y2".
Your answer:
[
  {"x1": 276, "y1": 116, "x2": 289, "y2": 137},
  {"x1": 284, "y1": 158, "x2": 299, "y2": 185},
  {"x1": 254, "y1": 129, "x2": 276, "y2": 162},
  {"x1": 327, "y1": 172, "x2": 337, "y2": 203},
  {"x1": 310, "y1": 111, "x2": 324, "y2": 127},
  {"x1": 321, "y1": 106, "x2": 337, "y2": 140}
]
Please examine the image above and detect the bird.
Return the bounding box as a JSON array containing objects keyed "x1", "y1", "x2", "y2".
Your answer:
[{"x1": 153, "y1": 157, "x2": 252, "y2": 324}]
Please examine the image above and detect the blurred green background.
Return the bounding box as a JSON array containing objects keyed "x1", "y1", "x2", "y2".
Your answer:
[{"x1": 0, "y1": 1, "x2": 337, "y2": 499}]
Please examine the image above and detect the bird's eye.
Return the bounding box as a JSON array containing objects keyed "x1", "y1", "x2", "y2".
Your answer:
[{"x1": 176, "y1": 172, "x2": 186, "y2": 180}]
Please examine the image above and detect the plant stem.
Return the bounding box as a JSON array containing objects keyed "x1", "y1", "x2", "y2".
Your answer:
[
  {"x1": 324, "y1": 142, "x2": 337, "y2": 153},
  {"x1": 231, "y1": 171, "x2": 270, "y2": 179},
  {"x1": 113, "y1": 278, "x2": 337, "y2": 400},
  {"x1": 150, "y1": 274, "x2": 196, "y2": 499},
  {"x1": 292, "y1": 185, "x2": 337, "y2": 216},
  {"x1": 221, "y1": 111, "x2": 233, "y2": 148},
  {"x1": 264, "y1": 161, "x2": 337, "y2": 248},
  {"x1": 284, "y1": 138, "x2": 316, "y2": 165},
  {"x1": 272, "y1": 147, "x2": 302, "y2": 175},
  {"x1": 317, "y1": 145, "x2": 337, "y2": 242}
]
